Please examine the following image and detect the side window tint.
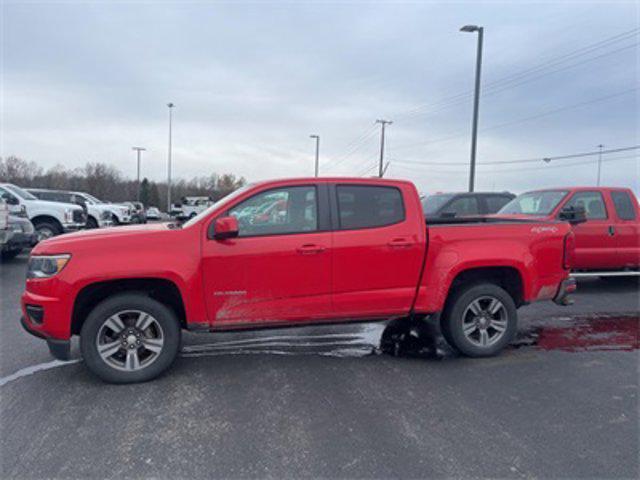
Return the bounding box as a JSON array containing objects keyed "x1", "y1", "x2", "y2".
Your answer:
[
  {"x1": 444, "y1": 196, "x2": 479, "y2": 216},
  {"x1": 565, "y1": 191, "x2": 607, "y2": 220},
  {"x1": 337, "y1": 185, "x2": 404, "y2": 229},
  {"x1": 227, "y1": 186, "x2": 317, "y2": 237},
  {"x1": 610, "y1": 191, "x2": 637, "y2": 220},
  {"x1": 485, "y1": 195, "x2": 512, "y2": 213}
]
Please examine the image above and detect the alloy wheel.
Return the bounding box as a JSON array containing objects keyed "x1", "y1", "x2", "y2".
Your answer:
[
  {"x1": 461, "y1": 296, "x2": 509, "y2": 348},
  {"x1": 96, "y1": 310, "x2": 165, "y2": 371}
]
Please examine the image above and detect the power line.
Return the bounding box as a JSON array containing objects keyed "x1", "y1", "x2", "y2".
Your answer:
[
  {"x1": 392, "y1": 87, "x2": 638, "y2": 152},
  {"x1": 323, "y1": 125, "x2": 378, "y2": 171},
  {"x1": 394, "y1": 28, "x2": 639, "y2": 122},
  {"x1": 392, "y1": 145, "x2": 640, "y2": 167},
  {"x1": 392, "y1": 153, "x2": 639, "y2": 176}
]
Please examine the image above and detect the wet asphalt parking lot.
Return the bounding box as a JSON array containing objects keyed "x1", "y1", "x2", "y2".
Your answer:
[{"x1": 1, "y1": 252, "x2": 638, "y2": 479}]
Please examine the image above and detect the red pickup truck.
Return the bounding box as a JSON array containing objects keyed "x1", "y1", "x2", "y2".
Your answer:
[
  {"x1": 498, "y1": 187, "x2": 640, "y2": 272},
  {"x1": 21, "y1": 178, "x2": 576, "y2": 383}
]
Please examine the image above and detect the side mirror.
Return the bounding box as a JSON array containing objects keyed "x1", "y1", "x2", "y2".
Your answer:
[
  {"x1": 1, "y1": 193, "x2": 19, "y2": 205},
  {"x1": 559, "y1": 205, "x2": 587, "y2": 225},
  {"x1": 211, "y1": 216, "x2": 239, "y2": 240}
]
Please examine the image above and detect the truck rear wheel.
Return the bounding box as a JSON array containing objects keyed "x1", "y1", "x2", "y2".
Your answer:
[
  {"x1": 80, "y1": 293, "x2": 181, "y2": 383},
  {"x1": 441, "y1": 283, "x2": 517, "y2": 357}
]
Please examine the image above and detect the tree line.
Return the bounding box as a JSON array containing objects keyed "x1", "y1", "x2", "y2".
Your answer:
[{"x1": 0, "y1": 156, "x2": 246, "y2": 209}]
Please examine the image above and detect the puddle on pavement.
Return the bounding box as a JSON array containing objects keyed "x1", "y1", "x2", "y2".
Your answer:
[
  {"x1": 181, "y1": 314, "x2": 639, "y2": 360},
  {"x1": 516, "y1": 314, "x2": 639, "y2": 352}
]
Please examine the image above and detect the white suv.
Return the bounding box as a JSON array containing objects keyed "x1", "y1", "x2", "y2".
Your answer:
[
  {"x1": 27, "y1": 189, "x2": 114, "y2": 229},
  {"x1": 0, "y1": 183, "x2": 86, "y2": 240}
]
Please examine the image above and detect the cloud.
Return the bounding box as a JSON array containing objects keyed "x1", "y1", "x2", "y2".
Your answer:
[{"x1": 2, "y1": 1, "x2": 638, "y2": 195}]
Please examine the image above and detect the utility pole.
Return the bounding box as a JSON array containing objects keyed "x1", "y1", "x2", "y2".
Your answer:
[
  {"x1": 132, "y1": 147, "x2": 146, "y2": 201},
  {"x1": 310, "y1": 135, "x2": 320, "y2": 177},
  {"x1": 460, "y1": 24, "x2": 484, "y2": 192},
  {"x1": 596, "y1": 144, "x2": 604, "y2": 186},
  {"x1": 166, "y1": 103, "x2": 175, "y2": 213},
  {"x1": 375, "y1": 119, "x2": 392, "y2": 178}
]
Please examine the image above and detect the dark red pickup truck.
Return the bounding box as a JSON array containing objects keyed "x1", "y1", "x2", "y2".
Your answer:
[
  {"x1": 21, "y1": 178, "x2": 576, "y2": 383},
  {"x1": 498, "y1": 187, "x2": 640, "y2": 272}
]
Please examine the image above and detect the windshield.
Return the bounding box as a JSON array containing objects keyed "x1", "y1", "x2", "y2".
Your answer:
[
  {"x1": 182, "y1": 185, "x2": 253, "y2": 228},
  {"x1": 82, "y1": 193, "x2": 103, "y2": 204},
  {"x1": 421, "y1": 193, "x2": 455, "y2": 215},
  {"x1": 4, "y1": 184, "x2": 37, "y2": 200},
  {"x1": 499, "y1": 190, "x2": 569, "y2": 216}
]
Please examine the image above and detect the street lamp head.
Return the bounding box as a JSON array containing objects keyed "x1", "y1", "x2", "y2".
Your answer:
[
  {"x1": 132, "y1": 146, "x2": 146, "y2": 151},
  {"x1": 310, "y1": 135, "x2": 319, "y2": 139},
  {"x1": 167, "y1": 102, "x2": 175, "y2": 108},
  {"x1": 460, "y1": 25, "x2": 481, "y2": 33}
]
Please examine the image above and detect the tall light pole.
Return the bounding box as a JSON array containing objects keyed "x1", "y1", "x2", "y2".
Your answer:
[
  {"x1": 460, "y1": 24, "x2": 484, "y2": 192},
  {"x1": 376, "y1": 119, "x2": 392, "y2": 178},
  {"x1": 132, "y1": 147, "x2": 146, "y2": 201},
  {"x1": 310, "y1": 135, "x2": 320, "y2": 177},
  {"x1": 166, "y1": 102, "x2": 175, "y2": 212},
  {"x1": 596, "y1": 144, "x2": 604, "y2": 186}
]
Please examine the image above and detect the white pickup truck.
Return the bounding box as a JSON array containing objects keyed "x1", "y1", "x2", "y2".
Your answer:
[
  {"x1": 0, "y1": 183, "x2": 86, "y2": 240},
  {"x1": 172, "y1": 196, "x2": 214, "y2": 219},
  {"x1": 27, "y1": 189, "x2": 115, "y2": 229}
]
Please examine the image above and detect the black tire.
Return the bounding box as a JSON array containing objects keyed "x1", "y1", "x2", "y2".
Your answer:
[
  {"x1": 80, "y1": 293, "x2": 181, "y2": 383},
  {"x1": 86, "y1": 216, "x2": 99, "y2": 229},
  {"x1": 33, "y1": 219, "x2": 62, "y2": 241},
  {"x1": 1, "y1": 249, "x2": 22, "y2": 260},
  {"x1": 441, "y1": 283, "x2": 517, "y2": 357},
  {"x1": 111, "y1": 214, "x2": 120, "y2": 225}
]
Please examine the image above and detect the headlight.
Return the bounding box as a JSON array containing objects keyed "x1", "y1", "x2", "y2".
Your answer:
[
  {"x1": 64, "y1": 208, "x2": 74, "y2": 223},
  {"x1": 27, "y1": 254, "x2": 71, "y2": 279}
]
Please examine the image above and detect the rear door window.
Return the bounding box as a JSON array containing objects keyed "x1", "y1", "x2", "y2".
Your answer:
[
  {"x1": 564, "y1": 191, "x2": 608, "y2": 220},
  {"x1": 337, "y1": 185, "x2": 404, "y2": 230},
  {"x1": 610, "y1": 191, "x2": 637, "y2": 220}
]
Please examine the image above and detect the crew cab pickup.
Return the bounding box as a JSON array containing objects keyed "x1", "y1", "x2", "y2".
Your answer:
[
  {"x1": 21, "y1": 178, "x2": 576, "y2": 383},
  {"x1": 498, "y1": 187, "x2": 639, "y2": 272}
]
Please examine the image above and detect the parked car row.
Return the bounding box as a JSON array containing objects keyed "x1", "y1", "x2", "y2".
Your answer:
[{"x1": 0, "y1": 183, "x2": 166, "y2": 258}]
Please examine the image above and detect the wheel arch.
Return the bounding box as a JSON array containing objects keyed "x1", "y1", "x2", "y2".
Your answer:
[
  {"x1": 444, "y1": 266, "x2": 525, "y2": 311},
  {"x1": 31, "y1": 214, "x2": 63, "y2": 231},
  {"x1": 71, "y1": 278, "x2": 187, "y2": 335}
]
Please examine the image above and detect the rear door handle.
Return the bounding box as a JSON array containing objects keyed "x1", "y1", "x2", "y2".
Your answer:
[
  {"x1": 296, "y1": 244, "x2": 326, "y2": 255},
  {"x1": 387, "y1": 238, "x2": 413, "y2": 248},
  {"x1": 608, "y1": 225, "x2": 615, "y2": 236}
]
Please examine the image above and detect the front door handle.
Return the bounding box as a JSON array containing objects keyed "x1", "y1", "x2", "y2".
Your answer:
[
  {"x1": 387, "y1": 238, "x2": 413, "y2": 248},
  {"x1": 608, "y1": 225, "x2": 615, "y2": 236},
  {"x1": 296, "y1": 244, "x2": 326, "y2": 255}
]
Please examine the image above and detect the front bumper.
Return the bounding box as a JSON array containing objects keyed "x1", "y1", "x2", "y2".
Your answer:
[
  {"x1": 553, "y1": 277, "x2": 577, "y2": 306},
  {"x1": 2, "y1": 231, "x2": 37, "y2": 251},
  {"x1": 98, "y1": 218, "x2": 114, "y2": 228},
  {"x1": 62, "y1": 222, "x2": 86, "y2": 232},
  {"x1": 20, "y1": 316, "x2": 71, "y2": 360}
]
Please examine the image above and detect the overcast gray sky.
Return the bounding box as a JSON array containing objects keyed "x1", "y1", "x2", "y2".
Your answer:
[{"x1": 1, "y1": 0, "x2": 639, "y2": 194}]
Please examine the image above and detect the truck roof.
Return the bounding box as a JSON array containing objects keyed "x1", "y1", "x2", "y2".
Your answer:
[
  {"x1": 523, "y1": 186, "x2": 635, "y2": 193},
  {"x1": 250, "y1": 177, "x2": 416, "y2": 187}
]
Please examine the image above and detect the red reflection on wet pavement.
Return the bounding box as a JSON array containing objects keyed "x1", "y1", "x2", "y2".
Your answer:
[{"x1": 535, "y1": 316, "x2": 639, "y2": 352}]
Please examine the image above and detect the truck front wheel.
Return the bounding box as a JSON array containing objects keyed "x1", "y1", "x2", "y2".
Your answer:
[
  {"x1": 441, "y1": 283, "x2": 517, "y2": 357},
  {"x1": 80, "y1": 294, "x2": 181, "y2": 383}
]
